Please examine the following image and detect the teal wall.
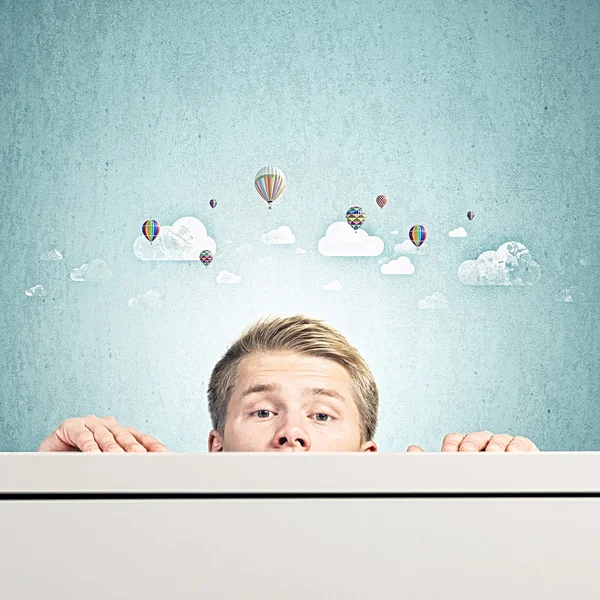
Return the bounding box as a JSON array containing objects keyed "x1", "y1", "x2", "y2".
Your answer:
[{"x1": 1, "y1": 0, "x2": 598, "y2": 452}]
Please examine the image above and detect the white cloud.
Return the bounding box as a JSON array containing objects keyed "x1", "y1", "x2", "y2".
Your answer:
[
  {"x1": 133, "y1": 217, "x2": 216, "y2": 260},
  {"x1": 217, "y1": 270, "x2": 241, "y2": 284},
  {"x1": 458, "y1": 241, "x2": 540, "y2": 286},
  {"x1": 323, "y1": 280, "x2": 342, "y2": 291},
  {"x1": 449, "y1": 227, "x2": 467, "y2": 238},
  {"x1": 295, "y1": 248, "x2": 306, "y2": 254},
  {"x1": 261, "y1": 226, "x2": 295, "y2": 244},
  {"x1": 318, "y1": 221, "x2": 384, "y2": 257},
  {"x1": 381, "y1": 256, "x2": 415, "y2": 275},
  {"x1": 40, "y1": 249, "x2": 63, "y2": 261},
  {"x1": 70, "y1": 259, "x2": 112, "y2": 282},
  {"x1": 417, "y1": 292, "x2": 448, "y2": 310},
  {"x1": 556, "y1": 287, "x2": 584, "y2": 303},
  {"x1": 390, "y1": 230, "x2": 399, "y2": 235},
  {"x1": 394, "y1": 239, "x2": 423, "y2": 255},
  {"x1": 128, "y1": 290, "x2": 164, "y2": 310},
  {"x1": 25, "y1": 285, "x2": 46, "y2": 297}
]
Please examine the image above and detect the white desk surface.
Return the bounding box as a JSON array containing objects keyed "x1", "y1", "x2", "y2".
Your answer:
[{"x1": 1, "y1": 451, "x2": 599, "y2": 494}]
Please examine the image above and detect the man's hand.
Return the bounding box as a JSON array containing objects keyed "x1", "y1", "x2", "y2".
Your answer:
[
  {"x1": 37, "y1": 415, "x2": 170, "y2": 453},
  {"x1": 406, "y1": 430, "x2": 539, "y2": 453}
]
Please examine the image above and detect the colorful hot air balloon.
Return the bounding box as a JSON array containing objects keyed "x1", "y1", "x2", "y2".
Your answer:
[
  {"x1": 142, "y1": 219, "x2": 160, "y2": 244},
  {"x1": 199, "y1": 250, "x2": 213, "y2": 268},
  {"x1": 409, "y1": 224, "x2": 427, "y2": 248},
  {"x1": 376, "y1": 195, "x2": 387, "y2": 209},
  {"x1": 209, "y1": 199, "x2": 217, "y2": 209},
  {"x1": 254, "y1": 166, "x2": 286, "y2": 209},
  {"x1": 346, "y1": 206, "x2": 366, "y2": 232},
  {"x1": 467, "y1": 211, "x2": 474, "y2": 221}
]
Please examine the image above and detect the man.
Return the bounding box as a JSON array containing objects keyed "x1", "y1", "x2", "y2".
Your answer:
[{"x1": 38, "y1": 314, "x2": 539, "y2": 453}]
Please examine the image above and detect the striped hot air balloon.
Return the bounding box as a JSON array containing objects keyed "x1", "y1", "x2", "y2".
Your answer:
[
  {"x1": 346, "y1": 207, "x2": 366, "y2": 233},
  {"x1": 254, "y1": 166, "x2": 286, "y2": 209},
  {"x1": 142, "y1": 220, "x2": 160, "y2": 244},
  {"x1": 409, "y1": 224, "x2": 427, "y2": 248},
  {"x1": 376, "y1": 195, "x2": 387, "y2": 209},
  {"x1": 467, "y1": 211, "x2": 474, "y2": 221},
  {"x1": 209, "y1": 199, "x2": 217, "y2": 209}
]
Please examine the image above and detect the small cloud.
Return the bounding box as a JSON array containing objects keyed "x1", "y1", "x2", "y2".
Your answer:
[
  {"x1": 449, "y1": 227, "x2": 467, "y2": 238},
  {"x1": 40, "y1": 249, "x2": 63, "y2": 261},
  {"x1": 70, "y1": 259, "x2": 112, "y2": 282},
  {"x1": 133, "y1": 217, "x2": 216, "y2": 260},
  {"x1": 417, "y1": 292, "x2": 448, "y2": 310},
  {"x1": 323, "y1": 280, "x2": 342, "y2": 291},
  {"x1": 261, "y1": 226, "x2": 295, "y2": 244},
  {"x1": 390, "y1": 230, "x2": 399, "y2": 235},
  {"x1": 458, "y1": 241, "x2": 540, "y2": 286},
  {"x1": 318, "y1": 222, "x2": 384, "y2": 257},
  {"x1": 381, "y1": 256, "x2": 415, "y2": 275},
  {"x1": 394, "y1": 239, "x2": 422, "y2": 255},
  {"x1": 217, "y1": 270, "x2": 241, "y2": 284},
  {"x1": 128, "y1": 290, "x2": 164, "y2": 310},
  {"x1": 295, "y1": 248, "x2": 306, "y2": 254},
  {"x1": 25, "y1": 284, "x2": 46, "y2": 297},
  {"x1": 556, "y1": 287, "x2": 584, "y2": 303}
]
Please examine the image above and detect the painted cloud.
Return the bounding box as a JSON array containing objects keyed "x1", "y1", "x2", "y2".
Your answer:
[
  {"x1": 458, "y1": 241, "x2": 540, "y2": 286},
  {"x1": 417, "y1": 292, "x2": 448, "y2": 309},
  {"x1": 449, "y1": 227, "x2": 467, "y2": 238},
  {"x1": 394, "y1": 239, "x2": 423, "y2": 255},
  {"x1": 40, "y1": 249, "x2": 63, "y2": 261},
  {"x1": 70, "y1": 259, "x2": 112, "y2": 282},
  {"x1": 318, "y1": 222, "x2": 384, "y2": 257},
  {"x1": 380, "y1": 256, "x2": 415, "y2": 275},
  {"x1": 323, "y1": 280, "x2": 342, "y2": 291},
  {"x1": 217, "y1": 270, "x2": 241, "y2": 284},
  {"x1": 261, "y1": 226, "x2": 295, "y2": 244},
  {"x1": 25, "y1": 285, "x2": 46, "y2": 297},
  {"x1": 133, "y1": 217, "x2": 216, "y2": 260},
  {"x1": 128, "y1": 290, "x2": 164, "y2": 310}
]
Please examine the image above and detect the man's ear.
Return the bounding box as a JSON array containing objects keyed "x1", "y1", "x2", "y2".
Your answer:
[
  {"x1": 208, "y1": 430, "x2": 224, "y2": 452},
  {"x1": 360, "y1": 440, "x2": 378, "y2": 452}
]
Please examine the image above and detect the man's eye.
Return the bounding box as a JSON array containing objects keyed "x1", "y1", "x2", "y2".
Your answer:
[
  {"x1": 252, "y1": 409, "x2": 273, "y2": 418},
  {"x1": 315, "y1": 413, "x2": 332, "y2": 422}
]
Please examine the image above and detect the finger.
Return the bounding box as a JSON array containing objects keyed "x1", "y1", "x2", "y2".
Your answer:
[
  {"x1": 406, "y1": 445, "x2": 425, "y2": 453},
  {"x1": 485, "y1": 434, "x2": 515, "y2": 452},
  {"x1": 82, "y1": 416, "x2": 125, "y2": 453},
  {"x1": 56, "y1": 418, "x2": 102, "y2": 453},
  {"x1": 441, "y1": 433, "x2": 466, "y2": 452},
  {"x1": 506, "y1": 436, "x2": 540, "y2": 452},
  {"x1": 128, "y1": 428, "x2": 170, "y2": 452},
  {"x1": 458, "y1": 431, "x2": 494, "y2": 452}
]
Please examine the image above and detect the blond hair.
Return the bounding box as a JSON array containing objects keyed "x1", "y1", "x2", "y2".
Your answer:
[{"x1": 207, "y1": 314, "x2": 378, "y2": 443}]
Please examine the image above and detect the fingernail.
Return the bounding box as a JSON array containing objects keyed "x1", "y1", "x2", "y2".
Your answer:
[{"x1": 461, "y1": 442, "x2": 477, "y2": 451}]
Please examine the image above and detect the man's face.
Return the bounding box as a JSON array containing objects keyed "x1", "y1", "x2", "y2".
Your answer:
[{"x1": 208, "y1": 352, "x2": 377, "y2": 452}]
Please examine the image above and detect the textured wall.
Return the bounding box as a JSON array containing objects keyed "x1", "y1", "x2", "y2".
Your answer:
[{"x1": 1, "y1": 0, "x2": 598, "y2": 452}]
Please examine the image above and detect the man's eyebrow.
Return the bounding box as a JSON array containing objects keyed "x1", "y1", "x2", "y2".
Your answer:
[
  {"x1": 239, "y1": 383, "x2": 347, "y2": 405},
  {"x1": 240, "y1": 383, "x2": 284, "y2": 399},
  {"x1": 302, "y1": 387, "x2": 347, "y2": 404}
]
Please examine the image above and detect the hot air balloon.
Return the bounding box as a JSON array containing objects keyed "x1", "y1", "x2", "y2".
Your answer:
[
  {"x1": 376, "y1": 195, "x2": 387, "y2": 209},
  {"x1": 199, "y1": 250, "x2": 213, "y2": 268},
  {"x1": 142, "y1": 219, "x2": 160, "y2": 244},
  {"x1": 254, "y1": 166, "x2": 286, "y2": 209},
  {"x1": 209, "y1": 199, "x2": 217, "y2": 209},
  {"x1": 409, "y1": 224, "x2": 427, "y2": 248},
  {"x1": 467, "y1": 211, "x2": 474, "y2": 221},
  {"x1": 346, "y1": 207, "x2": 366, "y2": 233}
]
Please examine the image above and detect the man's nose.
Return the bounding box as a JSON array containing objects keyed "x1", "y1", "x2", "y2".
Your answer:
[{"x1": 273, "y1": 421, "x2": 310, "y2": 451}]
